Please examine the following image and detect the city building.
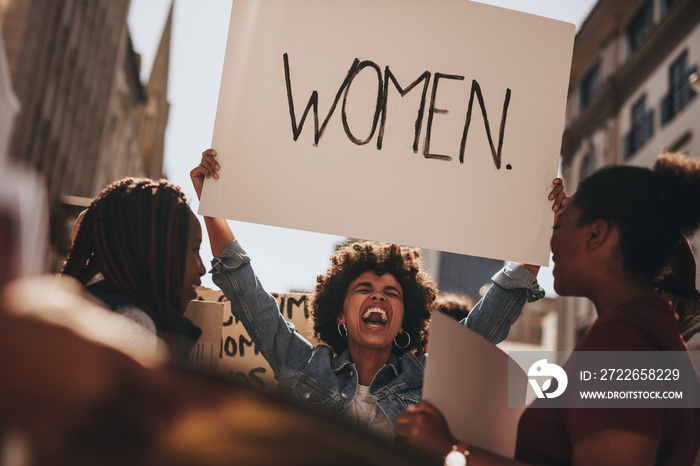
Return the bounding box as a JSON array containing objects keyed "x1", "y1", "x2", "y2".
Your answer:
[
  {"x1": 558, "y1": 0, "x2": 700, "y2": 350},
  {"x1": 421, "y1": 248, "x2": 555, "y2": 350},
  {"x1": 421, "y1": 248, "x2": 504, "y2": 299},
  {"x1": 0, "y1": 17, "x2": 18, "y2": 160},
  {"x1": 0, "y1": 0, "x2": 172, "y2": 269},
  {"x1": 497, "y1": 297, "x2": 558, "y2": 353}
]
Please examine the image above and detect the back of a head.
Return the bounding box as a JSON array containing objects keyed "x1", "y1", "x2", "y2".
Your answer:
[
  {"x1": 433, "y1": 291, "x2": 474, "y2": 322},
  {"x1": 654, "y1": 235, "x2": 700, "y2": 325},
  {"x1": 654, "y1": 236, "x2": 698, "y2": 299},
  {"x1": 63, "y1": 178, "x2": 191, "y2": 323},
  {"x1": 573, "y1": 152, "x2": 700, "y2": 281}
]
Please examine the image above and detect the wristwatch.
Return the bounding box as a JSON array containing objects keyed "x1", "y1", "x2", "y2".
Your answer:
[{"x1": 444, "y1": 442, "x2": 470, "y2": 466}]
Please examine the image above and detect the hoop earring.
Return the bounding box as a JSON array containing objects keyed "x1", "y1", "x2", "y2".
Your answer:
[
  {"x1": 394, "y1": 331, "x2": 411, "y2": 349},
  {"x1": 337, "y1": 323, "x2": 347, "y2": 339}
]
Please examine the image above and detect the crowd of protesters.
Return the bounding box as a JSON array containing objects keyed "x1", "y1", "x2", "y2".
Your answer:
[{"x1": 1, "y1": 138, "x2": 699, "y2": 466}]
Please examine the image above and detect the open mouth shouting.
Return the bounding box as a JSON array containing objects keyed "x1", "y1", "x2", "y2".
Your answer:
[
  {"x1": 362, "y1": 307, "x2": 388, "y2": 328},
  {"x1": 341, "y1": 270, "x2": 406, "y2": 350}
]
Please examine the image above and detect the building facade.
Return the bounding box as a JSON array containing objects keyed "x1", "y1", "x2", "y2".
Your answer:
[
  {"x1": 421, "y1": 248, "x2": 505, "y2": 299},
  {"x1": 558, "y1": 0, "x2": 700, "y2": 350},
  {"x1": 420, "y1": 248, "x2": 556, "y2": 350},
  {"x1": 0, "y1": 0, "x2": 171, "y2": 269}
]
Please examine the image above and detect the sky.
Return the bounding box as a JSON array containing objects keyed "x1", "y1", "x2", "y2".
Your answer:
[{"x1": 127, "y1": 0, "x2": 598, "y2": 295}]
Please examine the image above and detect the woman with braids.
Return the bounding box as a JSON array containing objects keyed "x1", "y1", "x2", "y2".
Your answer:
[
  {"x1": 62, "y1": 178, "x2": 205, "y2": 362},
  {"x1": 396, "y1": 152, "x2": 700, "y2": 466},
  {"x1": 191, "y1": 149, "x2": 565, "y2": 440}
]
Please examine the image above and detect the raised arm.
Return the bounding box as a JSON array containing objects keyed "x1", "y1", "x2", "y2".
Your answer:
[
  {"x1": 189, "y1": 149, "x2": 314, "y2": 376},
  {"x1": 464, "y1": 261, "x2": 544, "y2": 344},
  {"x1": 190, "y1": 149, "x2": 234, "y2": 256}
]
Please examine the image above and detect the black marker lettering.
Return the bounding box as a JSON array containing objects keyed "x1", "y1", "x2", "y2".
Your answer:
[
  {"x1": 284, "y1": 54, "x2": 512, "y2": 169},
  {"x1": 248, "y1": 367, "x2": 267, "y2": 389},
  {"x1": 285, "y1": 295, "x2": 307, "y2": 320},
  {"x1": 284, "y1": 53, "x2": 360, "y2": 145},
  {"x1": 460, "y1": 80, "x2": 511, "y2": 169},
  {"x1": 237, "y1": 334, "x2": 259, "y2": 357},
  {"x1": 424, "y1": 72, "x2": 465, "y2": 161},
  {"x1": 341, "y1": 61, "x2": 383, "y2": 145},
  {"x1": 224, "y1": 336, "x2": 236, "y2": 357},
  {"x1": 379, "y1": 68, "x2": 431, "y2": 151}
]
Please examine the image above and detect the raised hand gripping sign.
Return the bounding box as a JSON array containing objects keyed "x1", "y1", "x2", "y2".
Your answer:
[{"x1": 200, "y1": 0, "x2": 575, "y2": 265}]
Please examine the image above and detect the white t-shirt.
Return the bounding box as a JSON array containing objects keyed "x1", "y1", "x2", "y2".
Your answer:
[{"x1": 341, "y1": 384, "x2": 395, "y2": 440}]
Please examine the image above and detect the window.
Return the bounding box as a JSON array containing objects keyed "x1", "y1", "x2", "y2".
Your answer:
[
  {"x1": 580, "y1": 150, "x2": 595, "y2": 180},
  {"x1": 626, "y1": 0, "x2": 653, "y2": 55},
  {"x1": 624, "y1": 95, "x2": 654, "y2": 159},
  {"x1": 661, "y1": 0, "x2": 677, "y2": 16},
  {"x1": 661, "y1": 50, "x2": 697, "y2": 125},
  {"x1": 579, "y1": 61, "x2": 600, "y2": 111}
]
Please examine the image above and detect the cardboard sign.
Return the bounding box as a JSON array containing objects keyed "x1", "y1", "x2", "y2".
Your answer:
[
  {"x1": 184, "y1": 300, "x2": 225, "y2": 373},
  {"x1": 195, "y1": 287, "x2": 315, "y2": 389},
  {"x1": 200, "y1": 0, "x2": 575, "y2": 266}
]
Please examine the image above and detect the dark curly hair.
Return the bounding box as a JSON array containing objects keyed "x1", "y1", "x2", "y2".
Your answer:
[
  {"x1": 310, "y1": 241, "x2": 437, "y2": 356},
  {"x1": 433, "y1": 291, "x2": 475, "y2": 322}
]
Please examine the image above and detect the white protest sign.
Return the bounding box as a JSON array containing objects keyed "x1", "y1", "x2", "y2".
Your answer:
[
  {"x1": 424, "y1": 311, "x2": 527, "y2": 458},
  {"x1": 200, "y1": 0, "x2": 574, "y2": 266}
]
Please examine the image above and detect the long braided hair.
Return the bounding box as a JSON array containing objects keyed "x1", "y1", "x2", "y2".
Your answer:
[{"x1": 62, "y1": 178, "x2": 191, "y2": 337}]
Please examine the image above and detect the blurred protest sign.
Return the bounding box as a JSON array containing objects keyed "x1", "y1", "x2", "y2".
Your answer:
[
  {"x1": 200, "y1": 0, "x2": 575, "y2": 266},
  {"x1": 195, "y1": 286, "x2": 314, "y2": 389},
  {"x1": 184, "y1": 300, "x2": 225, "y2": 373}
]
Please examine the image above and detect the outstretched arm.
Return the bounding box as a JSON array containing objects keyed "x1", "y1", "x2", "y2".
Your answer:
[
  {"x1": 395, "y1": 402, "x2": 530, "y2": 466},
  {"x1": 190, "y1": 149, "x2": 234, "y2": 256},
  {"x1": 189, "y1": 149, "x2": 314, "y2": 376}
]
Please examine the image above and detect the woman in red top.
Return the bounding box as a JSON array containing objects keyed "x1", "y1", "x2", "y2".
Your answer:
[{"x1": 396, "y1": 152, "x2": 700, "y2": 466}]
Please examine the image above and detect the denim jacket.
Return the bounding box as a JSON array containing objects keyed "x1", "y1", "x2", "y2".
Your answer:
[{"x1": 211, "y1": 240, "x2": 543, "y2": 426}]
